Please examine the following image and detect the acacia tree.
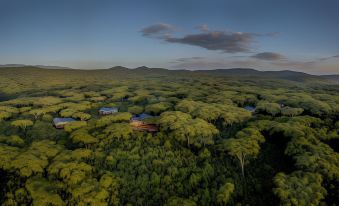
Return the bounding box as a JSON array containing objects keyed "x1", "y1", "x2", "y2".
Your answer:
[
  {"x1": 217, "y1": 182, "x2": 235, "y2": 205},
  {"x1": 256, "y1": 101, "x2": 281, "y2": 116},
  {"x1": 281, "y1": 107, "x2": 304, "y2": 117},
  {"x1": 0, "y1": 140, "x2": 62, "y2": 177},
  {"x1": 11, "y1": 120, "x2": 33, "y2": 130},
  {"x1": 70, "y1": 129, "x2": 98, "y2": 147},
  {"x1": 145, "y1": 102, "x2": 172, "y2": 115},
  {"x1": 165, "y1": 197, "x2": 196, "y2": 206},
  {"x1": 11, "y1": 120, "x2": 34, "y2": 138},
  {"x1": 220, "y1": 127, "x2": 264, "y2": 177},
  {"x1": 96, "y1": 112, "x2": 132, "y2": 127},
  {"x1": 273, "y1": 171, "x2": 326, "y2": 206},
  {"x1": 72, "y1": 112, "x2": 91, "y2": 121},
  {"x1": 222, "y1": 138, "x2": 260, "y2": 177},
  {"x1": 0, "y1": 111, "x2": 12, "y2": 121},
  {"x1": 128, "y1": 105, "x2": 144, "y2": 114},
  {"x1": 159, "y1": 111, "x2": 218, "y2": 147},
  {"x1": 285, "y1": 135, "x2": 339, "y2": 180},
  {"x1": 25, "y1": 177, "x2": 64, "y2": 206},
  {"x1": 64, "y1": 121, "x2": 87, "y2": 132},
  {"x1": 103, "y1": 123, "x2": 133, "y2": 141},
  {"x1": 29, "y1": 109, "x2": 47, "y2": 120},
  {"x1": 0, "y1": 106, "x2": 19, "y2": 121}
]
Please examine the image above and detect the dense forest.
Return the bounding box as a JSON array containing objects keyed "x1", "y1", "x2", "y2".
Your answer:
[{"x1": 0, "y1": 66, "x2": 338, "y2": 206}]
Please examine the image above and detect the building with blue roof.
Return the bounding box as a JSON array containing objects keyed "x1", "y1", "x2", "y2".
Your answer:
[
  {"x1": 131, "y1": 113, "x2": 153, "y2": 121},
  {"x1": 244, "y1": 106, "x2": 256, "y2": 113},
  {"x1": 53, "y1": 118, "x2": 76, "y2": 129},
  {"x1": 99, "y1": 107, "x2": 118, "y2": 115},
  {"x1": 130, "y1": 113, "x2": 158, "y2": 133}
]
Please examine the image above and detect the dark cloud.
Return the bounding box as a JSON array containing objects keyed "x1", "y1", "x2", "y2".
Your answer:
[
  {"x1": 140, "y1": 23, "x2": 175, "y2": 37},
  {"x1": 171, "y1": 58, "x2": 262, "y2": 70},
  {"x1": 174, "y1": 57, "x2": 205, "y2": 62},
  {"x1": 168, "y1": 57, "x2": 205, "y2": 64},
  {"x1": 166, "y1": 31, "x2": 255, "y2": 53},
  {"x1": 141, "y1": 23, "x2": 277, "y2": 53},
  {"x1": 251, "y1": 52, "x2": 286, "y2": 61},
  {"x1": 332, "y1": 55, "x2": 339, "y2": 58}
]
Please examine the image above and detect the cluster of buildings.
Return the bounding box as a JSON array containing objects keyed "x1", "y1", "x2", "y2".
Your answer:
[{"x1": 53, "y1": 106, "x2": 158, "y2": 133}]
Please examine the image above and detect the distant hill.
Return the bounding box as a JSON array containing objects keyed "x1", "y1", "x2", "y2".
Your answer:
[
  {"x1": 194, "y1": 68, "x2": 261, "y2": 76},
  {"x1": 0, "y1": 64, "x2": 72, "y2": 70},
  {"x1": 1, "y1": 65, "x2": 338, "y2": 85},
  {"x1": 321, "y1": 74, "x2": 339, "y2": 83},
  {"x1": 194, "y1": 68, "x2": 335, "y2": 83}
]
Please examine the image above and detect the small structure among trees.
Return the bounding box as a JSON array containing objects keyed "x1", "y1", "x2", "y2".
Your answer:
[
  {"x1": 244, "y1": 105, "x2": 256, "y2": 113},
  {"x1": 99, "y1": 107, "x2": 118, "y2": 115},
  {"x1": 53, "y1": 118, "x2": 76, "y2": 129},
  {"x1": 130, "y1": 113, "x2": 158, "y2": 132},
  {"x1": 131, "y1": 113, "x2": 153, "y2": 121}
]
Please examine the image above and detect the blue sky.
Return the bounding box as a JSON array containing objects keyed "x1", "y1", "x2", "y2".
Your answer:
[{"x1": 0, "y1": 0, "x2": 338, "y2": 74}]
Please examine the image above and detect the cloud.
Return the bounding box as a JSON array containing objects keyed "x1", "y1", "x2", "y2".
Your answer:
[
  {"x1": 141, "y1": 23, "x2": 279, "y2": 53},
  {"x1": 196, "y1": 24, "x2": 209, "y2": 32},
  {"x1": 140, "y1": 23, "x2": 175, "y2": 37},
  {"x1": 169, "y1": 55, "x2": 339, "y2": 74},
  {"x1": 318, "y1": 54, "x2": 339, "y2": 61},
  {"x1": 265, "y1": 32, "x2": 280, "y2": 37},
  {"x1": 166, "y1": 31, "x2": 255, "y2": 53},
  {"x1": 170, "y1": 56, "x2": 263, "y2": 70},
  {"x1": 173, "y1": 57, "x2": 205, "y2": 63},
  {"x1": 251, "y1": 52, "x2": 286, "y2": 61}
]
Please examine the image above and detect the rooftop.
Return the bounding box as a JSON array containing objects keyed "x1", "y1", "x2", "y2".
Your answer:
[
  {"x1": 244, "y1": 106, "x2": 256, "y2": 112},
  {"x1": 100, "y1": 107, "x2": 118, "y2": 112},
  {"x1": 53, "y1": 117, "x2": 76, "y2": 124},
  {"x1": 131, "y1": 113, "x2": 153, "y2": 121}
]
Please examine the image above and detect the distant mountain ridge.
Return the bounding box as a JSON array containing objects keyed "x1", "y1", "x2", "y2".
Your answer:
[
  {"x1": 0, "y1": 64, "x2": 72, "y2": 70},
  {"x1": 194, "y1": 68, "x2": 339, "y2": 83},
  {"x1": 321, "y1": 74, "x2": 339, "y2": 83},
  {"x1": 1, "y1": 64, "x2": 338, "y2": 84}
]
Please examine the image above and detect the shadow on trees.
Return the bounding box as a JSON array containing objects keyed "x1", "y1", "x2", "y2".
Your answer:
[{"x1": 245, "y1": 131, "x2": 295, "y2": 205}]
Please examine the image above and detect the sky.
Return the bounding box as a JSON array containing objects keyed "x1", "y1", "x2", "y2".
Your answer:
[{"x1": 0, "y1": 0, "x2": 339, "y2": 74}]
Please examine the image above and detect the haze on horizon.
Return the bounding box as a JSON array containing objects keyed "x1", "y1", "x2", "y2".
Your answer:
[{"x1": 0, "y1": 0, "x2": 338, "y2": 75}]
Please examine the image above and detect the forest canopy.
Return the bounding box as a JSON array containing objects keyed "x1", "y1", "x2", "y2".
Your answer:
[{"x1": 0, "y1": 67, "x2": 338, "y2": 206}]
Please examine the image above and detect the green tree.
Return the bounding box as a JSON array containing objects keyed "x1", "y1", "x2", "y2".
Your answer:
[
  {"x1": 159, "y1": 111, "x2": 218, "y2": 147},
  {"x1": 26, "y1": 177, "x2": 65, "y2": 206},
  {"x1": 96, "y1": 112, "x2": 132, "y2": 127},
  {"x1": 128, "y1": 105, "x2": 144, "y2": 114},
  {"x1": 256, "y1": 101, "x2": 281, "y2": 116},
  {"x1": 11, "y1": 119, "x2": 33, "y2": 131},
  {"x1": 221, "y1": 138, "x2": 260, "y2": 177},
  {"x1": 281, "y1": 107, "x2": 304, "y2": 117},
  {"x1": 29, "y1": 109, "x2": 47, "y2": 120},
  {"x1": 145, "y1": 102, "x2": 172, "y2": 115},
  {"x1": 64, "y1": 121, "x2": 87, "y2": 132},
  {"x1": 0, "y1": 111, "x2": 12, "y2": 121},
  {"x1": 217, "y1": 182, "x2": 235, "y2": 205},
  {"x1": 72, "y1": 112, "x2": 91, "y2": 121},
  {"x1": 273, "y1": 171, "x2": 326, "y2": 206},
  {"x1": 103, "y1": 123, "x2": 133, "y2": 141},
  {"x1": 70, "y1": 129, "x2": 98, "y2": 146},
  {"x1": 165, "y1": 197, "x2": 196, "y2": 206}
]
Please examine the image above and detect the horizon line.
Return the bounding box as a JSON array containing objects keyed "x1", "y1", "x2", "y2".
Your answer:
[{"x1": 0, "y1": 64, "x2": 338, "y2": 76}]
